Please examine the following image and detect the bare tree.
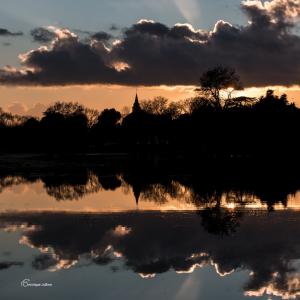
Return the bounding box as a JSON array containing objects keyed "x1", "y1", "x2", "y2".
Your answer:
[
  {"x1": 140, "y1": 96, "x2": 169, "y2": 115},
  {"x1": 140, "y1": 96, "x2": 184, "y2": 119},
  {"x1": 43, "y1": 102, "x2": 85, "y2": 117}
]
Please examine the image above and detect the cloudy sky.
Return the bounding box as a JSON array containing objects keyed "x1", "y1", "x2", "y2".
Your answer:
[{"x1": 0, "y1": 0, "x2": 300, "y2": 115}]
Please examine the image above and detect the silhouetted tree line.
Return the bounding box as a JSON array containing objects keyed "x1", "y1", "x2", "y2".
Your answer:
[{"x1": 1, "y1": 67, "x2": 299, "y2": 159}]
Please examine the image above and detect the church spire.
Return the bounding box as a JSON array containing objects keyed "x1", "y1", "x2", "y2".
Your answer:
[
  {"x1": 132, "y1": 185, "x2": 141, "y2": 207},
  {"x1": 132, "y1": 90, "x2": 141, "y2": 113}
]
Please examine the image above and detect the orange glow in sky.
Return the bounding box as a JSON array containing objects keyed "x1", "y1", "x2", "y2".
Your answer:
[{"x1": 1, "y1": 84, "x2": 300, "y2": 117}]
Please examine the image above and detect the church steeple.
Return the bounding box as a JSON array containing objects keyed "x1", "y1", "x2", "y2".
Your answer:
[
  {"x1": 132, "y1": 91, "x2": 141, "y2": 113},
  {"x1": 132, "y1": 185, "x2": 141, "y2": 207}
]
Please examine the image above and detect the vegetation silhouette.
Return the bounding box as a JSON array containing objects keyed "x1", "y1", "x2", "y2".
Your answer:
[
  {"x1": 1, "y1": 66, "x2": 299, "y2": 161},
  {"x1": 0, "y1": 156, "x2": 299, "y2": 211},
  {"x1": 200, "y1": 207, "x2": 242, "y2": 236}
]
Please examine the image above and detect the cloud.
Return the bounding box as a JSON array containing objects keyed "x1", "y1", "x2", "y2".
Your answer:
[
  {"x1": 6, "y1": 102, "x2": 27, "y2": 115},
  {"x1": 27, "y1": 103, "x2": 47, "y2": 117},
  {"x1": 0, "y1": 28, "x2": 121, "y2": 86},
  {"x1": 0, "y1": 261, "x2": 23, "y2": 270},
  {"x1": 31, "y1": 27, "x2": 56, "y2": 43},
  {"x1": 242, "y1": 0, "x2": 300, "y2": 24},
  {"x1": 0, "y1": 28, "x2": 23, "y2": 36},
  {"x1": 1, "y1": 0, "x2": 300, "y2": 87},
  {"x1": 91, "y1": 31, "x2": 112, "y2": 41},
  {"x1": 109, "y1": 24, "x2": 119, "y2": 31},
  {"x1": 6, "y1": 102, "x2": 47, "y2": 117},
  {"x1": 32, "y1": 254, "x2": 59, "y2": 270}
]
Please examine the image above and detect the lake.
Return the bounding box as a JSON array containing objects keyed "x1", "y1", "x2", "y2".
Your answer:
[{"x1": 1, "y1": 158, "x2": 300, "y2": 300}]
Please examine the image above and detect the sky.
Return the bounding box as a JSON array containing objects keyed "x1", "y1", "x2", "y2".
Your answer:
[{"x1": 0, "y1": 0, "x2": 300, "y2": 115}]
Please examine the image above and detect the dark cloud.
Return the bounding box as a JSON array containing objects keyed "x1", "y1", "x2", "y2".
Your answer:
[
  {"x1": 0, "y1": 28, "x2": 23, "y2": 36},
  {"x1": 74, "y1": 29, "x2": 92, "y2": 35},
  {"x1": 109, "y1": 24, "x2": 119, "y2": 31},
  {"x1": 32, "y1": 254, "x2": 58, "y2": 270},
  {"x1": 0, "y1": 261, "x2": 23, "y2": 270},
  {"x1": 1, "y1": 0, "x2": 300, "y2": 87},
  {"x1": 124, "y1": 20, "x2": 169, "y2": 36},
  {"x1": 91, "y1": 31, "x2": 112, "y2": 41},
  {"x1": 30, "y1": 27, "x2": 56, "y2": 43},
  {"x1": 0, "y1": 28, "x2": 122, "y2": 86},
  {"x1": 168, "y1": 23, "x2": 208, "y2": 40}
]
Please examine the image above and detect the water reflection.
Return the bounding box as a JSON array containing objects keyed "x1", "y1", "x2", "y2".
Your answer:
[
  {"x1": 0, "y1": 164, "x2": 300, "y2": 211},
  {"x1": 1, "y1": 160, "x2": 300, "y2": 299},
  {"x1": 1, "y1": 211, "x2": 300, "y2": 299},
  {"x1": 200, "y1": 207, "x2": 242, "y2": 236},
  {"x1": 44, "y1": 173, "x2": 103, "y2": 201}
]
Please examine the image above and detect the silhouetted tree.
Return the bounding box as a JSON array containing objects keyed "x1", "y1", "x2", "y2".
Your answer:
[
  {"x1": 141, "y1": 97, "x2": 184, "y2": 119},
  {"x1": 141, "y1": 97, "x2": 169, "y2": 115},
  {"x1": 96, "y1": 108, "x2": 121, "y2": 128},
  {"x1": 85, "y1": 108, "x2": 99, "y2": 128},
  {"x1": 224, "y1": 96, "x2": 256, "y2": 109},
  {"x1": 91, "y1": 108, "x2": 122, "y2": 151},
  {"x1": 41, "y1": 102, "x2": 88, "y2": 152},
  {"x1": 254, "y1": 90, "x2": 296, "y2": 112},
  {"x1": 0, "y1": 108, "x2": 29, "y2": 127},
  {"x1": 188, "y1": 97, "x2": 216, "y2": 114},
  {"x1": 43, "y1": 102, "x2": 85, "y2": 117},
  {"x1": 199, "y1": 66, "x2": 243, "y2": 108}
]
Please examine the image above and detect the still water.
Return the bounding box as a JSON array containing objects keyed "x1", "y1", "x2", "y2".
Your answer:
[{"x1": 1, "y1": 167, "x2": 300, "y2": 300}]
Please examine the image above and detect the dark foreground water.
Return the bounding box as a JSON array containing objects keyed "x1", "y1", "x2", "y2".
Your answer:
[{"x1": 1, "y1": 164, "x2": 300, "y2": 300}]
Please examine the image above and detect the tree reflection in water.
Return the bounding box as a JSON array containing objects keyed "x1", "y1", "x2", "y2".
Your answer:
[
  {"x1": 0, "y1": 165, "x2": 297, "y2": 211},
  {"x1": 200, "y1": 207, "x2": 242, "y2": 236}
]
